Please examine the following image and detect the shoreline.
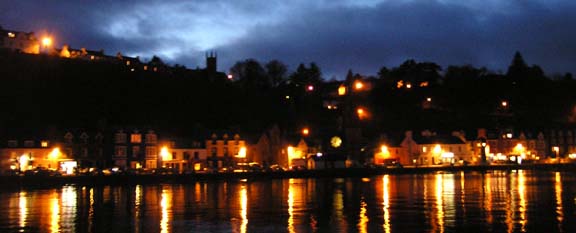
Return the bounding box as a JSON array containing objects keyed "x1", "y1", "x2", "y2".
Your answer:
[{"x1": 1, "y1": 163, "x2": 575, "y2": 188}]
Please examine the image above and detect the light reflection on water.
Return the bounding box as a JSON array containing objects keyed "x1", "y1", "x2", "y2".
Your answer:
[{"x1": 0, "y1": 170, "x2": 575, "y2": 232}]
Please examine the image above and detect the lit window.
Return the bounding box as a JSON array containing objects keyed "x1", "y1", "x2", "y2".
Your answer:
[
  {"x1": 126, "y1": 61, "x2": 131, "y2": 66},
  {"x1": 420, "y1": 82, "x2": 429, "y2": 87},
  {"x1": 131, "y1": 134, "x2": 142, "y2": 143},
  {"x1": 143, "y1": 65, "x2": 148, "y2": 71},
  {"x1": 7, "y1": 32, "x2": 15, "y2": 38},
  {"x1": 338, "y1": 85, "x2": 346, "y2": 96},
  {"x1": 41, "y1": 141, "x2": 49, "y2": 147},
  {"x1": 90, "y1": 55, "x2": 95, "y2": 60}
]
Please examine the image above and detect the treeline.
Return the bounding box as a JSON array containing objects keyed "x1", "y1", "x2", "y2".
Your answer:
[{"x1": 0, "y1": 50, "x2": 574, "y2": 138}]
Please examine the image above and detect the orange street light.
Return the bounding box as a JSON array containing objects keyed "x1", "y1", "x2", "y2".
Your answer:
[
  {"x1": 357, "y1": 107, "x2": 368, "y2": 119},
  {"x1": 354, "y1": 80, "x2": 364, "y2": 90},
  {"x1": 42, "y1": 37, "x2": 52, "y2": 47},
  {"x1": 302, "y1": 128, "x2": 310, "y2": 136}
]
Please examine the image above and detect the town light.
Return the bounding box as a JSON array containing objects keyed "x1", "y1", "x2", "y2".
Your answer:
[
  {"x1": 338, "y1": 85, "x2": 346, "y2": 96},
  {"x1": 426, "y1": 97, "x2": 432, "y2": 102},
  {"x1": 514, "y1": 143, "x2": 525, "y2": 155},
  {"x1": 433, "y1": 144, "x2": 442, "y2": 154},
  {"x1": 49, "y1": 148, "x2": 61, "y2": 160},
  {"x1": 19, "y1": 154, "x2": 30, "y2": 171},
  {"x1": 354, "y1": 80, "x2": 364, "y2": 90},
  {"x1": 501, "y1": 101, "x2": 508, "y2": 107},
  {"x1": 380, "y1": 145, "x2": 390, "y2": 158},
  {"x1": 160, "y1": 146, "x2": 170, "y2": 161},
  {"x1": 306, "y1": 85, "x2": 314, "y2": 92},
  {"x1": 302, "y1": 128, "x2": 310, "y2": 136},
  {"x1": 357, "y1": 107, "x2": 367, "y2": 119},
  {"x1": 42, "y1": 37, "x2": 52, "y2": 47},
  {"x1": 237, "y1": 147, "x2": 247, "y2": 158}
]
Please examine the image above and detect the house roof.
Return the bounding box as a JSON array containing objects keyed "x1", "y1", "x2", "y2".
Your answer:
[{"x1": 413, "y1": 135, "x2": 465, "y2": 145}]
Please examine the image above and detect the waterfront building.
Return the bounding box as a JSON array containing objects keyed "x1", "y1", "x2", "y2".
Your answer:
[
  {"x1": 161, "y1": 139, "x2": 207, "y2": 173},
  {"x1": 61, "y1": 130, "x2": 107, "y2": 169},
  {"x1": 0, "y1": 26, "x2": 39, "y2": 54},
  {"x1": 0, "y1": 138, "x2": 76, "y2": 175},
  {"x1": 401, "y1": 130, "x2": 472, "y2": 166},
  {"x1": 113, "y1": 129, "x2": 158, "y2": 170},
  {"x1": 205, "y1": 133, "x2": 247, "y2": 169}
]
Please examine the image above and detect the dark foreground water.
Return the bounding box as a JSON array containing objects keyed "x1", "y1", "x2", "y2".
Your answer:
[{"x1": 1, "y1": 170, "x2": 575, "y2": 233}]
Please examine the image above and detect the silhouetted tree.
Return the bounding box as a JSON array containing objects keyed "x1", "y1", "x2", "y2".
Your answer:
[
  {"x1": 289, "y1": 63, "x2": 323, "y2": 87},
  {"x1": 230, "y1": 59, "x2": 270, "y2": 91},
  {"x1": 265, "y1": 60, "x2": 287, "y2": 87}
]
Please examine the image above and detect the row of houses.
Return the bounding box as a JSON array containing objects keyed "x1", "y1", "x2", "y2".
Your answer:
[
  {"x1": 376, "y1": 128, "x2": 576, "y2": 166},
  {"x1": 1, "y1": 127, "x2": 576, "y2": 175}
]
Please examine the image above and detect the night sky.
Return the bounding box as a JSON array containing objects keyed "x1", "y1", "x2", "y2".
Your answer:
[{"x1": 2, "y1": 0, "x2": 575, "y2": 78}]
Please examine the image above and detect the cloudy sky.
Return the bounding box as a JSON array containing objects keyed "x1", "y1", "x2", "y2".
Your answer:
[{"x1": 1, "y1": 0, "x2": 575, "y2": 78}]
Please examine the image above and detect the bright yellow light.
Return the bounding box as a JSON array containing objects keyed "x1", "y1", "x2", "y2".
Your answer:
[
  {"x1": 514, "y1": 143, "x2": 525, "y2": 155},
  {"x1": 396, "y1": 80, "x2": 404, "y2": 89},
  {"x1": 19, "y1": 154, "x2": 30, "y2": 170},
  {"x1": 302, "y1": 128, "x2": 309, "y2": 136},
  {"x1": 354, "y1": 80, "x2": 364, "y2": 90},
  {"x1": 338, "y1": 85, "x2": 347, "y2": 96},
  {"x1": 237, "y1": 147, "x2": 247, "y2": 158},
  {"x1": 49, "y1": 148, "x2": 60, "y2": 160},
  {"x1": 426, "y1": 97, "x2": 432, "y2": 102},
  {"x1": 501, "y1": 101, "x2": 508, "y2": 107},
  {"x1": 42, "y1": 37, "x2": 52, "y2": 46},
  {"x1": 553, "y1": 146, "x2": 560, "y2": 153},
  {"x1": 433, "y1": 144, "x2": 442, "y2": 154},
  {"x1": 406, "y1": 83, "x2": 412, "y2": 89},
  {"x1": 160, "y1": 146, "x2": 170, "y2": 161},
  {"x1": 331, "y1": 136, "x2": 342, "y2": 148},
  {"x1": 8, "y1": 32, "x2": 15, "y2": 38},
  {"x1": 380, "y1": 145, "x2": 390, "y2": 158},
  {"x1": 357, "y1": 107, "x2": 366, "y2": 119},
  {"x1": 288, "y1": 146, "x2": 296, "y2": 159},
  {"x1": 41, "y1": 141, "x2": 48, "y2": 147}
]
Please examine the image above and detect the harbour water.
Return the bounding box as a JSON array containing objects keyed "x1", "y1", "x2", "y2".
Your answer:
[{"x1": 1, "y1": 170, "x2": 575, "y2": 232}]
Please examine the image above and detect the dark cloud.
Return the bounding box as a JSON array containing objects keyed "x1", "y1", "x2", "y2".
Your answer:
[{"x1": 1, "y1": 0, "x2": 575, "y2": 78}]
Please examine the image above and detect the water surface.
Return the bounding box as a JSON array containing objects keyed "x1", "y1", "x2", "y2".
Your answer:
[{"x1": 1, "y1": 170, "x2": 575, "y2": 232}]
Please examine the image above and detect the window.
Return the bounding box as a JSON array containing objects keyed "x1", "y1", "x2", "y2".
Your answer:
[
  {"x1": 145, "y1": 132, "x2": 157, "y2": 144},
  {"x1": 82, "y1": 148, "x2": 88, "y2": 157},
  {"x1": 194, "y1": 152, "x2": 199, "y2": 160},
  {"x1": 115, "y1": 146, "x2": 127, "y2": 157},
  {"x1": 132, "y1": 146, "x2": 140, "y2": 158},
  {"x1": 184, "y1": 152, "x2": 190, "y2": 160},
  {"x1": 223, "y1": 147, "x2": 228, "y2": 156},
  {"x1": 211, "y1": 148, "x2": 216, "y2": 156},
  {"x1": 131, "y1": 134, "x2": 142, "y2": 143},
  {"x1": 115, "y1": 132, "x2": 127, "y2": 143},
  {"x1": 41, "y1": 141, "x2": 49, "y2": 147},
  {"x1": 24, "y1": 140, "x2": 34, "y2": 147},
  {"x1": 8, "y1": 140, "x2": 17, "y2": 147},
  {"x1": 146, "y1": 146, "x2": 157, "y2": 158}
]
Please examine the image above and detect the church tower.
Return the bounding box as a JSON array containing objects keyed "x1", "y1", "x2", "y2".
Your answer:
[{"x1": 206, "y1": 51, "x2": 217, "y2": 73}]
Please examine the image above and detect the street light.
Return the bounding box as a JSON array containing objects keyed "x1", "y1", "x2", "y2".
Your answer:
[
  {"x1": 354, "y1": 80, "x2": 364, "y2": 90},
  {"x1": 302, "y1": 128, "x2": 310, "y2": 136},
  {"x1": 553, "y1": 146, "x2": 560, "y2": 159},
  {"x1": 42, "y1": 36, "x2": 52, "y2": 54}
]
